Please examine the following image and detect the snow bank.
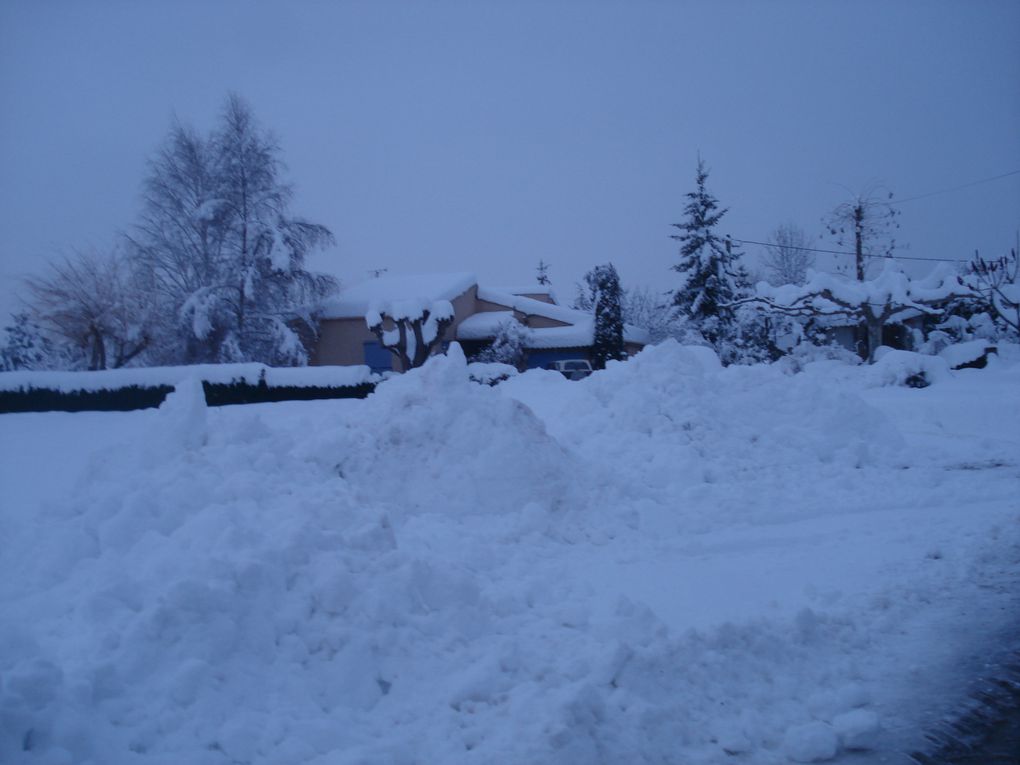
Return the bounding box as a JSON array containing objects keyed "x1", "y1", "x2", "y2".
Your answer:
[
  {"x1": 866, "y1": 350, "x2": 951, "y2": 388},
  {"x1": 938, "y1": 339, "x2": 996, "y2": 370},
  {"x1": 0, "y1": 363, "x2": 376, "y2": 394},
  {"x1": 501, "y1": 340, "x2": 908, "y2": 520},
  {"x1": 2, "y1": 341, "x2": 1018, "y2": 764}
]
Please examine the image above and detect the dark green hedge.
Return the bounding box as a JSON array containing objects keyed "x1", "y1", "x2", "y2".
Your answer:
[{"x1": 0, "y1": 379, "x2": 376, "y2": 414}]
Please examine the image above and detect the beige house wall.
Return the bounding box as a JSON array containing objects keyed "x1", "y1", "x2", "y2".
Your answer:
[
  {"x1": 473, "y1": 296, "x2": 514, "y2": 313},
  {"x1": 314, "y1": 318, "x2": 385, "y2": 368}
]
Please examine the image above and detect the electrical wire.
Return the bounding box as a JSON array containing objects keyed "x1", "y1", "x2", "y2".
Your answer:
[
  {"x1": 727, "y1": 237, "x2": 965, "y2": 263},
  {"x1": 894, "y1": 169, "x2": 1020, "y2": 204}
]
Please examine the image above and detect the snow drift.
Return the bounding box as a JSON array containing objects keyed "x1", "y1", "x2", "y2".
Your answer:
[{"x1": 1, "y1": 343, "x2": 1018, "y2": 764}]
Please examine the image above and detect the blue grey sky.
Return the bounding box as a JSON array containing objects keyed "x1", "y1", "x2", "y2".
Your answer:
[{"x1": 1, "y1": 0, "x2": 1018, "y2": 319}]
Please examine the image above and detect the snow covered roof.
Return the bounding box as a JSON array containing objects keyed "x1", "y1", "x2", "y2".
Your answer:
[
  {"x1": 320, "y1": 273, "x2": 477, "y2": 319},
  {"x1": 477, "y1": 287, "x2": 589, "y2": 327},
  {"x1": 456, "y1": 311, "x2": 517, "y2": 340},
  {"x1": 465, "y1": 287, "x2": 650, "y2": 347},
  {"x1": 490, "y1": 285, "x2": 560, "y2": 303}
]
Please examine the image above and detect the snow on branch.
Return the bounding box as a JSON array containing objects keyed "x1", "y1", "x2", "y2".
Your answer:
[
  {"x1": 728, "y1": 263, "x2": 975, "y2": 362},
  {"x1": 366, "y1": 299, "x2": 455, "y2": 370}
]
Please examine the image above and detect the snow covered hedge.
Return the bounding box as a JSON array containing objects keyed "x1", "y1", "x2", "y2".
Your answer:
[{"x1": 0, "y1": 363, "x2": 377, "y2": 413}]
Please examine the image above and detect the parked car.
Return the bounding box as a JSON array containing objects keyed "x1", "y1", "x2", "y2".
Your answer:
[{"x1": 545, "y1": 359, "x2": 593, "y2": 380}]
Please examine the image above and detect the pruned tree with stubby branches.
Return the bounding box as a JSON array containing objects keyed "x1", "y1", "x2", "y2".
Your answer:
[
  {"x1": 966, "y1": 247, "x2": 1019, "y2": 338},
  {"x1": 729, "y1": 264, "x2": 974, "y2": 363},
  {"x1": 366, "y1": 300, "x2": 455, "y2": 371},
  {"x1": 825, "y1": 186, "x2": 901, "y2": 281}
]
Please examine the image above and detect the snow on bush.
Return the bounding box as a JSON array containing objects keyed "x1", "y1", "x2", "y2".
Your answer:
[
  {"x1": 466, "y1": 361, "x2": 519, "y2": 385},
  {"x1": 866, "y1": 350, "x2": 950, "y2": 388},
  {"x1": 938, "y1": 339, "x2": 995, "y2": 370}
]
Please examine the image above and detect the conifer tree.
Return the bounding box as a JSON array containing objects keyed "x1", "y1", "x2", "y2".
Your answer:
[
  {"x1": 0, "y1": 312, "x2": 60, "y2": 371},
  {"x1": 536, "y1": 260, "x2": 551, "y2": 286},
  {"x1": 670, "y1": 159, "x2": 744, "y2": 347},
  {"x1": 592, "y1": 263, "x2": 625, "y2": 369}
]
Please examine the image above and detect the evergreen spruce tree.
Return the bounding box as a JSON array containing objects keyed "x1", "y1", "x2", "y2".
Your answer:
[
  {"x1": 536, "y1": 260, "x2": 551, "y2": 286},
  {"x1": 592, "y1": 263, "x2": 625, "y2": 369},
  {"x1": 670, "y1": 159, "x2": 743, "y2": 348},
  {"x1": 0, "y1": 312, "x2": 59, "y2": 371}
]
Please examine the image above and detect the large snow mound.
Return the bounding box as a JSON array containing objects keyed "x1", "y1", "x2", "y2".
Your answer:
[{"x1": 2, "y1": 343, "x2": 1018, "y2": 764}]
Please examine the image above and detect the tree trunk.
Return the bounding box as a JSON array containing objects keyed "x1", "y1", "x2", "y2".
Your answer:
[
  {"x1": 854, "y1": 203, "x2": 865, "y2": 282},
  {"x1": 89, "y1": 326, "x2": 106, "y2": 370},
  {"x1": 865, "y1": 317, "x2": 883, "y2": 363}
]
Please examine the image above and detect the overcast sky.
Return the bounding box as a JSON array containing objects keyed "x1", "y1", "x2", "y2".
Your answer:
[{"x1": 1, "y1": 0, "x2": 1018, "y2": 320}]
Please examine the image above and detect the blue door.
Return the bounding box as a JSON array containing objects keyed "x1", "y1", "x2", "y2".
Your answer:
[{"x1": 363, "y1": 342, "x2": 393, "y2": 373}]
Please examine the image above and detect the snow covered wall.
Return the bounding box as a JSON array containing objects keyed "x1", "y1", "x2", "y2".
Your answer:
[{"x1": 1, "y1": 343, "x2": 1018, "y2": 764}]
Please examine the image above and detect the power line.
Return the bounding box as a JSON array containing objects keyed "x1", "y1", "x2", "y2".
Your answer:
[
  {"x1": 728, "y1": 236, "x2": 965, "y2": 263},
  {"x1": 894, "y1": 169, "x2": 1020, "y2": 204}
]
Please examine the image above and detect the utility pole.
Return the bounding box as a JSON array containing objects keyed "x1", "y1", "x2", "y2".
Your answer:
[{"x1": 853, "y1": 202, "x2": 865, "y2": 281}]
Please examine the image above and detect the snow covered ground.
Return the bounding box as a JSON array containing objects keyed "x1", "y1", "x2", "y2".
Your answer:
[{"x1": 1, "y1": 342, "x2": 1018, "y2": 764}]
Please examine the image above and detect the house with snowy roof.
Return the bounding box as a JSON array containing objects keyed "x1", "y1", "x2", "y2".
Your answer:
[{"x1": 313, "y1": 272, "x2": 649, "y2": 372}]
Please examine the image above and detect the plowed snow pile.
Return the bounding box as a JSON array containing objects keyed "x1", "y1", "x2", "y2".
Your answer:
[{"x1": 1, "y1": 343, "x2": 1018, "y2": 764}]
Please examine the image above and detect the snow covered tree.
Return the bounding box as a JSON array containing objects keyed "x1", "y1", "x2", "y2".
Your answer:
[
  {"x1": 572, "y1": 269, "x2": 599, "y2": 312},
  {"x1": 732, "y1": 264, "x2": 974, "y2": 363},
  {"x1": 22, "y1": 249, "x2": 152, "y2": 370},
  {"x1": 762, "y1": 223, "x2": 814, "y2": 286},
  {"x1": 211, "y1": 95, "x2": 337, "y2": 364},
  {"x1": 0, "y1": 312, "x2": 62, "y2": 371},
  {"x1": 966, "y1": 247, "x2": 1019, "y2": 338},
  {"x1": 591, "y1": 263, "x2": 625, "y2": 369},
  {"x1": 129, "y1": 94, "x2": 337, "y2": 366},
  {"x1": 366, "y1": 300, "x2": 455, "y2": 371},
  {"x1": 670, "y1": 159, "x2": 745, "y2": 348},
  {"x1": 129, "y1": 121, "x2": 229, "y2": 363},
  {"x1": 476, "y1": 317, "x2": 531, "y2": 368},
  {"x1": 622, "y1": 287, "x2": 679, "y2": 344},
  {"x1": 536, "y1": 260, "x2": 551, "y2": 286}
]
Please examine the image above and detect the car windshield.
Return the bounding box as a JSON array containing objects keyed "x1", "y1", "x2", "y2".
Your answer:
[{"x1": 563, "y1": 361, "x2": 587, "y2": 370}]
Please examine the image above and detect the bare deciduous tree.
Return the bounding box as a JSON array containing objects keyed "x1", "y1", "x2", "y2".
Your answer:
[
  {"x1": 762, "y1": 223, "x2": 814, "y2": 286},
  {"x1": 967, "y1": 246, "x2": 1019, "y2": 337},
  {"x1": 367, "y1": 301, "x2": 455, "y2": 371},
  {"x1": 24, "y1": 250, "x2": 152, "y2": 370}
]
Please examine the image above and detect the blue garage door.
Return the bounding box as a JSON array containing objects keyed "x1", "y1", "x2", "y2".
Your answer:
[{"x1": 363, "y1": 342, "x2": 393, "y2": 373}]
